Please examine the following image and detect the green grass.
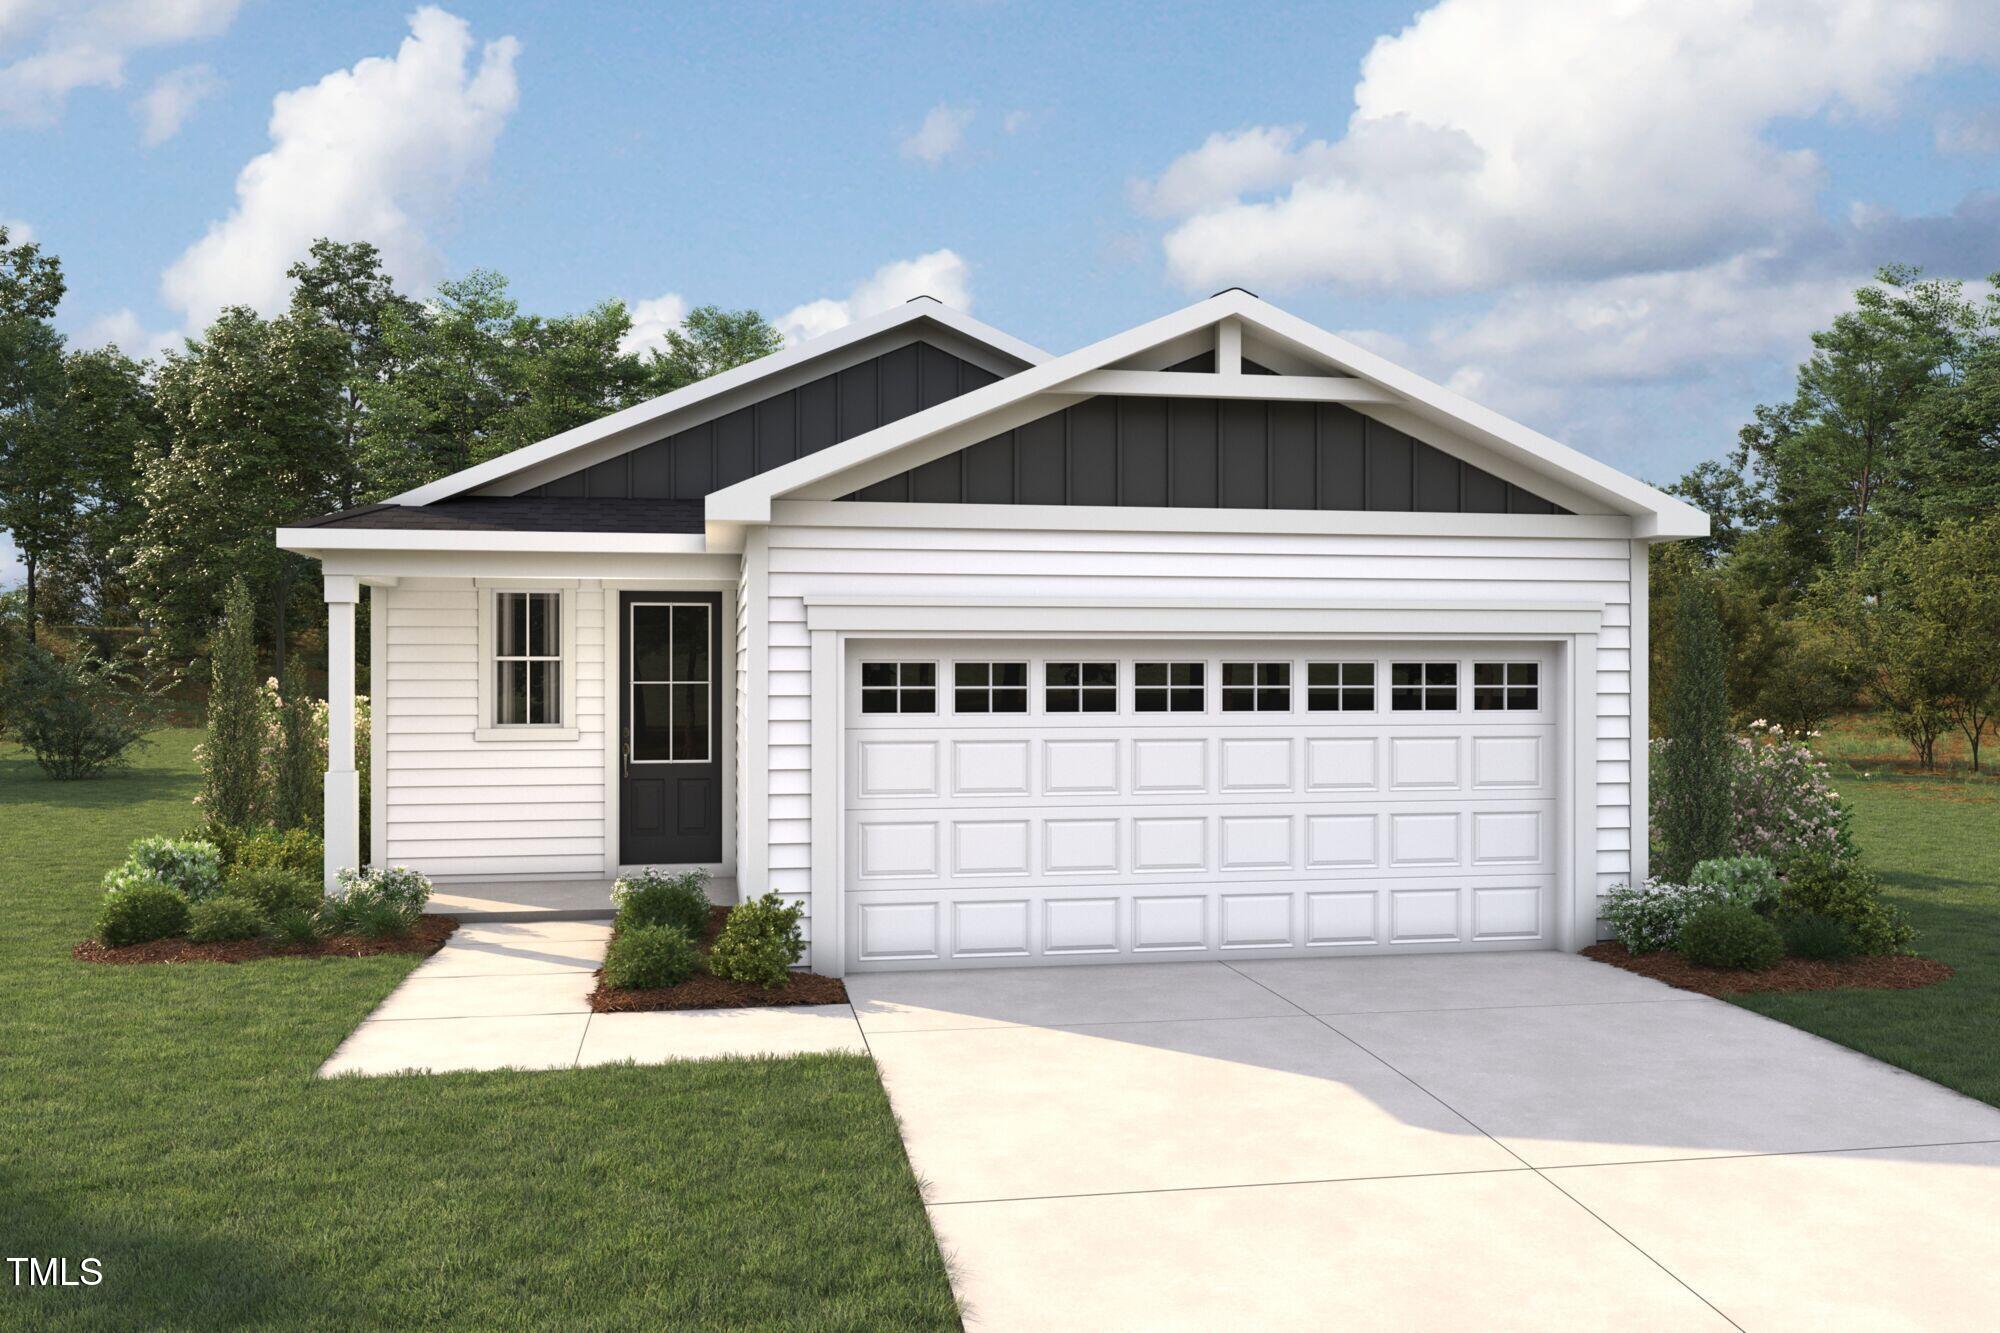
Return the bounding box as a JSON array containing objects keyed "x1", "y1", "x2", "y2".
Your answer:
[
  {"x1": 1731, "y1": 723, "x2": 2000, "y2": 1108},
  {"x1": 0, "y1": 730, "x2": 957, "y2": 1330}
]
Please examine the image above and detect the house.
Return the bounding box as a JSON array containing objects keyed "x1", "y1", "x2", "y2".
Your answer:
[{"x1": 278, "y1": 289, "x2": 1706, "y2": 975}]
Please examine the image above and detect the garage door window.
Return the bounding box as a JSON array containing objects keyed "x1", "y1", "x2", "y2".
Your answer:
[
  {"x1": 862, "y1": 662, "x2": 936, "y2": 714},
  {"x1": 1222, "y1": 662, "x2": 1291, "y2": 712},
  {"x1": 955, "y1": 662, "x2": 1028, "y2": 713},
  {"x1": 1474, "y1": 661, "x2": 1539, "y2": 711},
  {"x1": 1391, "y1": 662, "x2": 1458, "y2": 711},
  {"x1": 1307, "y1": 661, "x2": 1375, "y2": 712},
  {"x1": 1045, "y1": 662, "x2": 1118, "y2": 713},
  {"x1": 1135, "y1": 662, "x2": 1205, "y2": 712}
]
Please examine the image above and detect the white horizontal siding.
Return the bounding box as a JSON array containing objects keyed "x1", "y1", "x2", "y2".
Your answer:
[
  {"x1": 757, "y1": 523, "x2": 1641, "y2": 951},
  {"x1": 379, "y1": 578, "x2": 608, "y2": 881}
]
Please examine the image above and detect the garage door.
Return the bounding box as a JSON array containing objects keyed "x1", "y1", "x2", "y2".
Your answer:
[{"x1": 843, "y1": 640, "x2": 1559, "y2": 971}]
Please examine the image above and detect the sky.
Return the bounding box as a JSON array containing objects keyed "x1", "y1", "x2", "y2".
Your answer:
[{"x1": 5, "y1": 0, "x2": 1999, "y2": 587}]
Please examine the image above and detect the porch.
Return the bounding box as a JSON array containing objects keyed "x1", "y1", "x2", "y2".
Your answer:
[{"x1": 424, "y1": 876, "x2": 742, "y2": 922}]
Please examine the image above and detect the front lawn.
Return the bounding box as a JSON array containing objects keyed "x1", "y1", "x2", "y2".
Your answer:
[
  {"x1": 1730, "y1": 730, "x2": 2000, "y2": 1108},
  {"x1": 0, "y1": 730, "x2": 957, "y2": 1329}
]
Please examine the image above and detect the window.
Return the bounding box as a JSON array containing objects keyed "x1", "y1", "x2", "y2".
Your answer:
[
  {"x1": 955, "y1": 662, "x2": 1027, "y2": 713},
  {"x1": 1045, "y1": 662, "x2": 1117, "y2": 713},
  {"x1": 1135, "y1": 662, "x2": 1205, "y2": 712},
  {"x1": 494, "y1": 591, "x2": 561, "y2": 725},
  {"x1": 1391, "y1": 661, "x2": 1458, "y2": 711},
  {"x1": 1474, "y1": 661, "x2": 1539, "y2": 711},
  {"x1": 1222, "y1": 661, "x2": 1291, "y2": 712},
  {"x1": 629, "y1": 601, "x2": 711, "y2": 761},
  {"x1": 861, "y1": 662, "x2": 936, "y2": 714},
  {"x1": 1307, "y1": 662, "x2": 1375, "y2": 712}
]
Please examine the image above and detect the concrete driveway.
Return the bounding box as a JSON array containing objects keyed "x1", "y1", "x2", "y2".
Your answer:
[{"x1": 847, "y1": 953, "x2": 2000, "y2": 1331}]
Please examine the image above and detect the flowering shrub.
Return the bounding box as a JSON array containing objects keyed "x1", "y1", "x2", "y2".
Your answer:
[
  {"x1": 193, "y1": 684, "x2": 370, "y2": 840},
  {"x1": 1686, "y1": 856, "x2": 1782, "y2": 912},
  {"x1": 332, "y1": 865, "x2": 432, "y2": 916},
  {"x1": 109, "y1": 836, "x2": 224, "y2": 902},
  {"x1": 1651, "y1": 723, "x2": 1855, "y2": 875},
  {"x1": 1601, "y1": 880, "x2": 1721, "y2": 953}
]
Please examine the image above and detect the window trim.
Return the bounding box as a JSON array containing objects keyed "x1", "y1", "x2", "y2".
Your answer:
[
  {"x1": 1473, "y1": 660, "x2": 1541, "y2": 712},
  {"x1": 474, "y1": 583, "x2": 580, "y2": 742}
]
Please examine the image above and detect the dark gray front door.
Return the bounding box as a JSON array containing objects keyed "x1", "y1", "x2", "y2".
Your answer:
[{"x1": 620, "y1": 591, "x2": 722, "y2": 865}]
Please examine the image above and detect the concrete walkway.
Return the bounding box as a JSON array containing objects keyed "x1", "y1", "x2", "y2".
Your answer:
[
  {"x1": 848, "y1": 953, "x2": 2000, "y2": 1331},
  {"x1": 319, "y1": 919, "x2": 862, "y2": 1075}
]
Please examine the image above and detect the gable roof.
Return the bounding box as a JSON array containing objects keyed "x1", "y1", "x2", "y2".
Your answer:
[
  {"x1": 390, "y1": 297, "x2": 1049, "y2": 507},
  {"x1": 705, "y1": 289, "x2": 1707, "y2": 539}
]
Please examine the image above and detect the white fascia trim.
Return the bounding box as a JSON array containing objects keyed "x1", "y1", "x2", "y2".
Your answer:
[
  {"x1": 386, "y1": 300, "x2": 1048, "y2": 507},
  {"x1": 707, "y1": 288, "x2": 1708, "y2": 537},
  {"x1": 800, "y1": 593, "x2": 1606, "y2": 638},
  {"x1": 277, "y1": 527, "x2": 710, "y2": 555},
  {"x1": 1062, "y1": 369, "x2": 1395, "y2": 403},
  {"x1": 770, "y1": 499, "x2": 1637, "y2": 540}
]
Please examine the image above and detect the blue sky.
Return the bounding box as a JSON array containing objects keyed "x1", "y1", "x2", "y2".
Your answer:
[{"x1": 5, "y1": 0, "x2": 1999, "y2": 586}]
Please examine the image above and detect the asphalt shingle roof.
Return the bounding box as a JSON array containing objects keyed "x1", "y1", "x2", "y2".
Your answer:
[{"x1": 296, "y1": 498, "x2": 707, "y2": 534}]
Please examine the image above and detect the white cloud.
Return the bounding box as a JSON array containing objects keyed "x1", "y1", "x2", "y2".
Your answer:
[
  {"x1": 0, "y1": 531, "x2": 22, "y2": 590},
  {"x1": 617, "y1": 291, "x2": 688, "y2": 357},
  {"x1": 76, "y1": 306, "x2": 180, "y2": 358},
  {"x1": 136, "y1": 61, "x2": 218, "y2": 144},
  {"x1": 776, "y1": 249, "x2": 972, "y2": 344},
  {"x1": 159, "y1": 6, "x2": 519, "y2": 330},
  {"x1": 1001, "y1": 109, "x2": 1030, "y2": 134},
  {"x1": 0, "y1": 0, "x2": 240, "y2": 125},
  {"x1": 2, "y1": 216, "x2": 33, "y2": 242},
  {"x1": 1143, "y1": 0, "x2": 1998, "y2": 295},
  {"x1": 1935, "y1": 107, "x2": 2000, "y2": 156},
  {"x1": 900, "y1": 102, "x2": 973, "y2": 166}
]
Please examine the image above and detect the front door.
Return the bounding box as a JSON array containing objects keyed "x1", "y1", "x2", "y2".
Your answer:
[{"x1": 620, "y1": 591, "x2": 722, "y2": 865}]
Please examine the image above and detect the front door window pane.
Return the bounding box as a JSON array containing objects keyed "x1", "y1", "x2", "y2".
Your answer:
[{"x1": 631, "y1": 602, "x2": 711, "y2": 760}]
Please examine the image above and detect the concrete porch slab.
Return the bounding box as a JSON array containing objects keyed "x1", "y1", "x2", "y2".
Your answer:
[{"x1": 425, "y1": 876, "x2": 739, "y2": 922}]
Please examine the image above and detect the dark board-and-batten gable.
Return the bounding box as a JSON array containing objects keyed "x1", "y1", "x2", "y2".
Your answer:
[
  {"x1": 841, "y1": 396, "x2": 1568, "y2": 514},
  {"x1": 527, "y1": 340, "x2": 1000, "y2": 499}
]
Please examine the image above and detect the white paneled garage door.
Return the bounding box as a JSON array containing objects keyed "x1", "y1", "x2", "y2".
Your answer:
[{"x1": 842, "y1": 639, "x2": 1560, "y2": 971}]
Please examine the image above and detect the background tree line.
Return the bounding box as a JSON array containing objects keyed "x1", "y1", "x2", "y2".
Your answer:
[
  {"x1": 0, "y1": 225, "x2": 782, "y2": 686},
  {"x1": 1657, "y1": 265, "x2": 2000, "y2": 770}
]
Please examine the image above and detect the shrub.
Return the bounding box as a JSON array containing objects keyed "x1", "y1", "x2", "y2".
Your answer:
[
  {"x1": 114, "y1": 836, "x2": 224, "y2": 902},
  {"x1": 1776, "y1": 852, "x2": 1914, "y2": 955},
  {"x1": 603, "y1": 923, "x2": 701, "y2": 989},
  {"x1": 1680, "y1": 903, "x2": 1784, "y2": 971},
  {"x1": 1602, "y1": 880, "x2": 1723, "y2": 954},
  {"x1": 95, "y1": 878, "x2": 191, "y2": 946},
  {"x1": 227, "y1": 866, "x2": 322, "y2": 920},
  {"x1": 187, "y1": 896, "x2": 268, "y2": 944},
  {"x1": 199, "y1": 577, "x2": 265, "y2": 828},
  {"x1": 611, "y1": 868, "x2": 712, "y2": 938},
  {"x1": 233, "y1": 826, "x2": 323, "y2": 876},
  {"x1": 1782, "y1": 913, "x2": 1858, "y2": 962},
  {"x1": 271, "y1": 661, "x2": 320, "y2": 833},
  {"x1": 0, "y1": 643, "x2": 148, "y2": 779},
  {"x1": 708, "y1": 892, "x2": 806, "y2": 988},
  {"x1": 323, "y1": 866, "x2": 430, "y2": 937},
  {"x1": 1687, "y1": 855, "x2": 1781, "y2": 913},
  {"x1": 1724, "y1": 724, "x2": 1857, "y2": 872},
  {"x1": 269, "y1": 907, "x2": 322, "y2": 946},
  {"x1": 1654, "y1": 575, "x2": 1734, "y2": 880}
]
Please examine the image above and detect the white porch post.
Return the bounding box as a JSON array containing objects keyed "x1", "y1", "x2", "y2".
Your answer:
[{"x1": 323, "y1": 574, "x2": 360, "y2": 890}]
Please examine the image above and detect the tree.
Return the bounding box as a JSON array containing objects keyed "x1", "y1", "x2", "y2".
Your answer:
[
  {"x1": 1806, "y1": 542, "x2": 1958, "y2": 770},
  {"x1": 1887, "y1": 280, "x2": 2000, "y2": 532},
  {"x1": 272, "y1": 658, "x2": 320, "y2": 832},
  {"x1": 287, "y1": 239, "x2": 420, "y2": 511},
  {"x1": 201, "y1": 578, "x2": 264, "y2": 828},
  {"x1": 480, "y1": 300, "x2": 648, "y2": 462},
  {"x1": 1915, "y1": 518, "x2": 2000, "y2": 771},
  {"x1": 639, "y1": 304, "x2": 784, "y2": 395},
  {"x1": 126, "y1": 307, "x2": 346, "y2": 674},
  {"x1": 47, "y1": 346, "x2": 160, "y2": 625},
  {"x1": 0, "y1": 642, "x2": 147, "y2": 779},
  {"x1": 1654, "y1": 570, "x2": 1734, "y2": 882},
  {"x1": 0, "y1": 224, "x2": 74, "y2": 641}
]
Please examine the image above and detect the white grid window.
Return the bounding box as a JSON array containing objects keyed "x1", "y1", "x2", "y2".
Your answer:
[
  {"x1": 1391, "y1": 662, "x2": 1458, "y2": 711},
  {"x1": 1307, "y1": 662, "x2": 1375, "y2": 711},
  {"x1": 955, "y1": 662, "x2": 1028, "y2": 714},
  {"x1": 1045, "y1": 662, "x2": 1118, "y2": 713},
  {"x1": 1474, "y1": 662, "x2": 1539, "y2": 711},
  {"x1": 494, "y1": 592, "x2": 561, "y2": 726},
  {"x1": 1222, "y1": 662, "x2": 1291, "y2": 712},
  {"x1": 1135, "y1": 662, "x2": 1205, "y2": 713},
  {"x1": 862, "y1": 662, "x2": 937, "y2": 714}
]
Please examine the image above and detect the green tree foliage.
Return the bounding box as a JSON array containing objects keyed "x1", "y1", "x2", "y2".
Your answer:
[
  {"x1": 272, "y1": 659, "x2": 320, "y2": 832},
  {"x1": 202, "y1": 578, "x2": 265, "y2": 828},
  {"x1": 127, "y1": 308, "x2": 347, "y2": 671},
  {"x1": 639, "y1": 305, "x2": 785, "y2": 395},
  {"x1": 0, "y1": 641, "x2": 147, "y2": 779},
  {"x1": 287, "y1": 240, "x2": 422, "y2": 511},
  {"x1": 1655, "y1": 573, "x2": 1734, "y2": 882},
  {"x1": 0, "y1": 224, "x2": 74, "y2": 640}
]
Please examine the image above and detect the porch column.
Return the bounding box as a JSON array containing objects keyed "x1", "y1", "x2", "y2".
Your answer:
[{"x1": 323, "y1": 574, "x2": 360, "y2": 891}]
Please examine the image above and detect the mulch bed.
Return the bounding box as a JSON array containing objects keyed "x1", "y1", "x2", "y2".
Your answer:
[
  {"x1": 75, "y1": 915, "x2": 459, "y2": 966},
  {"x1": 589, "y1": 905, "x2": 850, "y2": 1012},
  {"x1": 1582, "y1": 941, "x2": 1954, "y2": 997}
]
